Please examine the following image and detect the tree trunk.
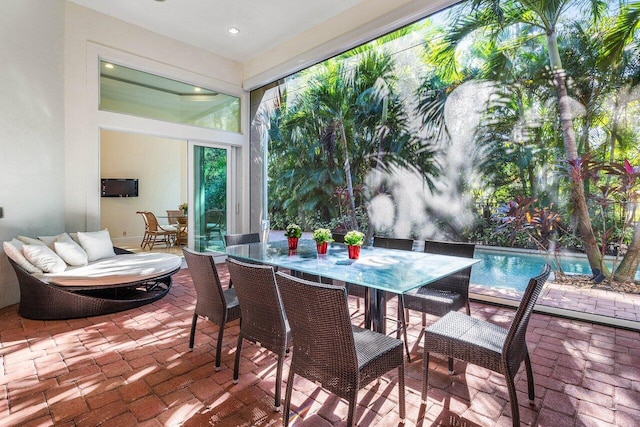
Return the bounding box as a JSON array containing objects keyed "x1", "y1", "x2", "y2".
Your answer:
[
  {"x1": 547, "y1": 31, "x2": 607, "y2": 275},
  {"x1": 340, "y1": 121, "x2": 359, "y2": 230},
  {"x1": 614, "y1": 214, "x2": 640, "y2": 283}
]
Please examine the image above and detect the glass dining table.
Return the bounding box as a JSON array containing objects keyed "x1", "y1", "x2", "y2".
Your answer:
[{"x1": 225, "y1": 239, "x2": 481, "y2": 334}]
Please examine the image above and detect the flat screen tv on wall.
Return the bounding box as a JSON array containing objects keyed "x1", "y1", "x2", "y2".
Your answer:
[{"x1": 101, "y1": 178, "x2": 138, "y2": 197}]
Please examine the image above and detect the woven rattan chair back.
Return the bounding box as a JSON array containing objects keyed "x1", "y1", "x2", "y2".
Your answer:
[
  {"x1": 504, "y1": 263, "x2": 551, "y2": 372},
  {"x1": 167, "y1": 210, "x2": 187, "y2": 245},
  {"x1": 226, "y1": 258, "x2": 291, "y2": 410},
  {"x1": 276, "y1": 271, "x2": 406, "y2": 426},
  {"x1": 182, "y1": 248, "x2": 241, "y2": 370},
  {"x1": 142, "y1": 211, "x2": 162, "y2": 232},
  {"x1": 372, "y1": 236, "x2": 414, "y2": 251},
  {"x1": 224, "y1": 232, "x2": 260, "y2": 246},
  {"x1": 421, "y1": 264, "x2": 551, "y2": 427},
  {"x1": 166, "y1": 209, "x2": 183, "y2": 225},
  {"x1": 332, "y1": 232, "x2": 345, "y2": 243},
  {"x1": 422, "y1": 240, "x2": 476, "y2": 301}
]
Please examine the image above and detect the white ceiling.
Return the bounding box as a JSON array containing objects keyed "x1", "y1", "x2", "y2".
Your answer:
[{"x1": 67, "y1": 0, "x2": 371, "y2": 63}]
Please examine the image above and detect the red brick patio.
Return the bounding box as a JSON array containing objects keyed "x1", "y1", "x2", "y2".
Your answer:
[{"x1": 1, "y1": 265, "x2": 639, "y2": 426}]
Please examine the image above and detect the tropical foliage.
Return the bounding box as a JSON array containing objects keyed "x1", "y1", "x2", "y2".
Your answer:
[{"x1": 254, "y1": 0, "x2": 640, "y2": 283}]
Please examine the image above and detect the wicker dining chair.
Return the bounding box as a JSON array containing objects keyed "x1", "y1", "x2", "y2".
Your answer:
[
  {"x1": 276, "y1": 272, "x2": 405, "y2": 427},
  {"x1": 422, "y1": 264, "x2": 551, "y2": 427},
  {"x1": 137, "y1": 211, "x2": 177, "y2": 250},
  {"x1": 399, "y1": 240, "x2": 476, "y2": 363},
  {"x1": 182, "y1": 248, "x2": 241, "y2": 370},
  {"x1": 224, "y1": 232, "x2": 260, "y2": 246},
  {"x1": 226, "y1": 258, "x2": 291, "y2": 411}
]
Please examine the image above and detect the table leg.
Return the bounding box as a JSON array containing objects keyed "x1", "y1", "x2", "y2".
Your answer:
[{"x1": 369, "y1": 289, "x2": 387, "y2": 334}]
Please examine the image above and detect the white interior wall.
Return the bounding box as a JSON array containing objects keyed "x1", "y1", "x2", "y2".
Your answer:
[
  {"x1": 100, "y1": 130, "x2": 186, "y2": 243},
  {"x1": 0, "y1": 0, "x2": 65, "y2": 309},
  {"x1": 64, "y1": 2, "x2": 246, "y2": 233}
]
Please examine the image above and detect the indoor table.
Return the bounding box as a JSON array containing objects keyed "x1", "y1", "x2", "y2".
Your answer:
[{"x1": 226, "y1": 239, "x2": 481, "y2": 334}]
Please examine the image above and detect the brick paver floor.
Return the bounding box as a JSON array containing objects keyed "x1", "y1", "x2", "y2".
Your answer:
[{"x1": 1, "y1": 265, "x2": 639, "y2": 426}]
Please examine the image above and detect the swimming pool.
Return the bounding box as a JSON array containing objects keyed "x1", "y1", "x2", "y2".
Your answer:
[{"x1": 470, "y1": 247, "x2": 640, "y2": 292}]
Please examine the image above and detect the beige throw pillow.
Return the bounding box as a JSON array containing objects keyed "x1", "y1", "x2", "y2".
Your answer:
[{"x1": 17, "y1": 235, "x2": 46, "y2": 246}]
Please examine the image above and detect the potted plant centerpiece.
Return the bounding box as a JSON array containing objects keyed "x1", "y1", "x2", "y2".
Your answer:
[
  {"x1": 344, "y1": 230, "x2": 365, "y2": 259},
  {"x1": 178, "y1": 202, "x2": 188, "y2": 215},
  {"x1": 285, "y1": 223, "x2": 302, "y2": 250},
  {"x1": 312, "y1": 228, "x2": 333, "y2": 255}
]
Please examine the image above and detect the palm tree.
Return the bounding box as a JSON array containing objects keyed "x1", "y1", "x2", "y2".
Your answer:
[
  {"x1": 600, "y1": 2, "x2": 640, "y2": 282},
  {"x1": 430, "y1": 0, "x2": 609, "y2": 274}
]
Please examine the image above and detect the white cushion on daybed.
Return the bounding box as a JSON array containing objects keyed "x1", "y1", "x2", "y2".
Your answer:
[
  {"x1": 54, "y1": 241, "x2": 89, "y2": 266},
  {"x1": 3, "y1": 239, "x2": 43, "y2": 274},
  {"x1": 34, "y1": 253, "x2": 182, "y2": 287},
  {"x1": 77, "y1": 230, "x2": 116, "y2": 262},
  {"x1": 23, "y1": 244, "x2": 67, "y2": 273}
]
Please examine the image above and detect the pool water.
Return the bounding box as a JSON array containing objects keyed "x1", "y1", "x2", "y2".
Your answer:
[{"x1": 470, "y1": 247, "x2": 640, "y2": 292}]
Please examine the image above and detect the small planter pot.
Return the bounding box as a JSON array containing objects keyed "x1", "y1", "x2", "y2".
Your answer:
[
  {"x1": 347, "y1": 245, "x2": 360, "y2": 259},
  {"x1": 287, "y1": 237, "x2": 299, "y2": 250},
  {"x1": 316, "y1": 241, "x2": 328, "y2": 255}
]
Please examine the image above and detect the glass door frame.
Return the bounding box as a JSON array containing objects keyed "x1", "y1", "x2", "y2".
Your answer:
[{"x1": 188, "y1": 141, "x2": 236, "y2": 252}]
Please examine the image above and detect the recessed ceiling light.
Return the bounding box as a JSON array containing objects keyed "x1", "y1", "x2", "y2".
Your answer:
[
  {"x1": 104, "y1": 63, "x2": 114, "y2": 69},
  {"x1": 194, "y1": 87, "x2": 201, "y2": 93},
  {"x1": 228, "y1": 27, "x2": 240, "y2": 35}
]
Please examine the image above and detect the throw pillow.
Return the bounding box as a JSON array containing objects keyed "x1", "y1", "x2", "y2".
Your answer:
[
  {"x1": 56, "y1": 233, "x2": 75, "y2": 243},
  {"x1": 23, "y1": 244, "x2": 67, "y2": 273},
  {"x1": 54, "y1": 241, "x2": 89, "y2": 266},
  {"x1": 17, "y1": 236, "x2": 46, "y2": 246},
  {"x1": 38, "y1": 233, "x2": 69, "y2": 249},
  {"x1": 3, "y1": 239, "x2": 43, "y2": 274},
  {"x1": 77, "y1": 229, "x2": 115, "y2": 262}
]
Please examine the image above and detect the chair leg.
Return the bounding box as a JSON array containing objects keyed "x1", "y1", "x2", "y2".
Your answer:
[
  {"x1": 233, "y1": 335, "x2": 243, "y2": 383},
  {"x1": 189, "y1": 313, "x2": 198, "y2": 350},
  {"x1": 505, "y1": 371, "x2": 520, "y2": 427},
  {"x1": 283, "y1": 370, "x2": 295, "y2": 427},
  {"x1": 448, "y1": 357, "x2": 454, "y2": 375},
  {"x1": 524, "y1": 352, "x2": 535, "y2": 402},
  {"x1": 421, "y1": 352, "x2": 430, "y2": 404},
  {"x1": 274, "y1": 353, "x2": 285, "y2": 411},
  {"x1": 346, "y1": 390, "x2": 358, "y2": 427},
  {"x1": 398, "y1": 364, "x2": 406, "y2": 423},
  {"x1": 215, "y1": 321, "x2": 226, "y2": 371},
  {"x1": 397, "y1": 296, "x2": 411, "y2": 362}
]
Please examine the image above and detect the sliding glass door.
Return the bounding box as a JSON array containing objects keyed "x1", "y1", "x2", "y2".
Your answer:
[{"x1": 192, "y1": 144, "x2": 229, "y2": 252}]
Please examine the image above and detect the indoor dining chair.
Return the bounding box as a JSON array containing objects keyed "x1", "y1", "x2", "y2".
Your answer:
[
  {"x1": 276, "y1": 271, "x2": 405, "y2": 427},
  {"x1": 182, "y1": 248, "x2": 241, "y2": 370},
  {"x1": 137, "y1": 211, "x2": 177, "y2": 250},
  {"x1": 422, "y1": 264, "x2": 551, "y2": 427},
  {"x1": 226, "y1": 258, "x2": 291, "y2": 411},
  {"x1": 166, "y1": 209, "x2": 187, "y2": 245}
]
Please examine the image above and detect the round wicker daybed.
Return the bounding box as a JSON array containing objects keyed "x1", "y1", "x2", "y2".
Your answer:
[{"x1": 8, "y1": 248, "x2": 181, "y2": 320}]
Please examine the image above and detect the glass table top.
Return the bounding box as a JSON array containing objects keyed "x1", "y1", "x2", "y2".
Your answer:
[{"x1": 225, "y1": 239, "x2": 481, "y2": 294}]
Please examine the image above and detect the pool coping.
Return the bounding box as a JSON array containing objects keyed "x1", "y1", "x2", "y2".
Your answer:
[{"x1": 470, "y1": 280, "x2": 640, "y2": 332}]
